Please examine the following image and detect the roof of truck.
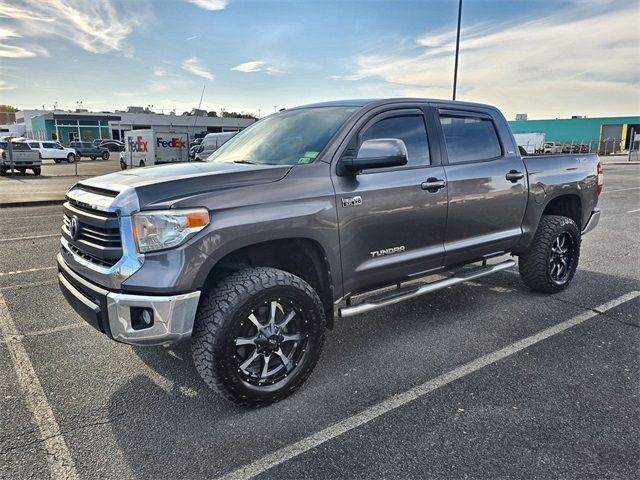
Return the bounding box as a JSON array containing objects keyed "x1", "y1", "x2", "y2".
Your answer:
[{"x1": 293, "y1": 98, "x2": 497, "y2": 110}]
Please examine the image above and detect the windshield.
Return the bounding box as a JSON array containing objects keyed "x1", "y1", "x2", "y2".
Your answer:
[{"x1": 207, "y1": 106, "x2": 358, "y2": 165}]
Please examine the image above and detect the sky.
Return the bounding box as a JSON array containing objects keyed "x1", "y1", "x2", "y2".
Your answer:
[{"x1": 0, "y1": 0, "x2": 638, "y2": 120}]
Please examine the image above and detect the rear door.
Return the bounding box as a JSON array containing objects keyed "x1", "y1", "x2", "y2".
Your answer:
[
  {"x1": 42, "y1": 142, "x2": 58, "y2": 158},
  {"x1": 434, "y1": 106, "x2": 528, "y2": 265},
  {"x1": 333, "y1": 105, "x2": 448, "y2": 295}
]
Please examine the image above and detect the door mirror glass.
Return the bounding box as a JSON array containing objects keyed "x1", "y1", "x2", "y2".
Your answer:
[{"x1": 341, "y1": 138, "x2": 408, "y2": 174}]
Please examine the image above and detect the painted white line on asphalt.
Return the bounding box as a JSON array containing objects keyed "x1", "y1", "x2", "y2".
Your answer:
[
  {"x1": 627, "y1": 208, "x2": 640, "y2": 213},
  {"x1": 0, "y1": 322, "x2": 88, "y2": 345},
  {"x1": 604, "y1": 186, "x2": 640, "y2": 193},
  {"x1": 0, "y1": 266, "x2": 56, "y2": 277},
  {"x1": 217, "y1": 291, "x2": 640, "y2": 480},
  {"x1": 0, "y1": 233, "x2": 59, "y2": 243},
  {"x1": 0, "y1": 293, "x2": 78, "y2": 480},
  {"x1": 0, "y1": 280, "x2": 58, "y2": 291}
]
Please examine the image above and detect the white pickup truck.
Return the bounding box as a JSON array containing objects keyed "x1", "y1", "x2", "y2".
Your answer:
[
  {"x1": 0, "y1": 140, "x2": 42, "y2": 175},
  {"x1": 27, "y1": 140, "x2": 77, "y2": 163}
]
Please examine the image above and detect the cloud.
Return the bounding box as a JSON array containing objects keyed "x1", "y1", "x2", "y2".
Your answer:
[
  {"x1": 186, "y1": 0, "x2": 229, "y2": 11},
  {"x1": 0, "y1": 79, "x2": 16, "y2": 90},
  {"x1": 186, "y1": 34, "x2": 201, "y2": 41},
  {"x1": 182, "y1": 56, "x2": 215, "y2": 80},
  {"x1": 0, "y1": 0, "x2": 142, "y2": 56},
  {"x1": 0, "y1": 43, "x2": 48, "y2": 58},
  {"x1": 232, "y1": 61, "x2": 266, "y2": 73},
  {"x1": 331, "y1": 3, "x2": 640, "y2": 118},
  {"x1": 231, "y1": 60, "x2": 285, "y2": 75}
]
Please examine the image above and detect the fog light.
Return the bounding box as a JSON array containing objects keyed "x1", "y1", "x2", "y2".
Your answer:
[{"x1": 131, "y1": 307, "x2": 154, "y2": 330}]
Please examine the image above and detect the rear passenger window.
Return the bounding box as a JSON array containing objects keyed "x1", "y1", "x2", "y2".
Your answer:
[
  {"x1": 439, "y1": 113, "x2": 502, "y2": 163},
  {"x1": 43, "y1": 142, "x2": 55, "y2": 148},
  {"x1": 361, "y1": 115, "x2": 430, "y2": 167}
]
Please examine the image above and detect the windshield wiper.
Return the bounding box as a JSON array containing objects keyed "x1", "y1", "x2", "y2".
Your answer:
[{"x1": 232, "y1": 159, "x2": 260, "y2": 165}]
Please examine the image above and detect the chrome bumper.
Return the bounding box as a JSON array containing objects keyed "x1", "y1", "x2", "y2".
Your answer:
[
  {"x1": 106, "y1": 290, "x2": 201, "y2": 346},
  {"x1": 582, "y1": 208, "x2": 600, "y2": 235},
  {"x1": 58, "y1": 254, "x2": 200, "y2": 346}
]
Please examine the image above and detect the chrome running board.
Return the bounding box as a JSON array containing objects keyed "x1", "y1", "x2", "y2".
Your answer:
[{"x1": 338, "y1": 259, "x2": 516, "y2": 318}]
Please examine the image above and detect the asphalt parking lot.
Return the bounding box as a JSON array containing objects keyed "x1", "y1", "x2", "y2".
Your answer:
[{"x1": 1, "y1": 165, "x2": 638, "y2": 480}]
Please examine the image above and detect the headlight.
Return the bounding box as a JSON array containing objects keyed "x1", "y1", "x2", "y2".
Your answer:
[{"x1": 133, "y1": 208, "x2": 210, "y2": 253}]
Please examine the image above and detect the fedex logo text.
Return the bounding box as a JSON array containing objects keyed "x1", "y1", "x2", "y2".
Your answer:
[
  {"x1": 128, "y1": 136, "x2": 148, "y2": 153},
  {"x1": 157, "y1": 137, "x2": 187, "y2": 148}
]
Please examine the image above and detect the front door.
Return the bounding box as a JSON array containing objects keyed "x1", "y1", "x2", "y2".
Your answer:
[
  {"x1": 436, "y1": 107, "x2": 528, "y2": 265},
  {"x1": 333, "y1": 107, "x2": 448, "y2": 296}
]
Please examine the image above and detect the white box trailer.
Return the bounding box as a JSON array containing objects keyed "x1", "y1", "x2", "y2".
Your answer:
[
  {"x1": 513, "y1": 132, "x2": 545, "y2": 155},
  {"x1": 121, "y1": 129, "x2": 190, "y2": 169}
]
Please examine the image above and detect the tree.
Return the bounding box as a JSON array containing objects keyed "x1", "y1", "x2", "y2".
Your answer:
[
  {"x1": 0, "y1": 105, "x2": 18, "y2": 113},
  {"x1": 222, "y1": 111, "x2": 257, "y2": 120},
  {"x1": 207, "y1": 111, "x2": 218, "y2": 117},
  {"x1": 182, "y1": 111, "x2": 192, "y2": 116}
]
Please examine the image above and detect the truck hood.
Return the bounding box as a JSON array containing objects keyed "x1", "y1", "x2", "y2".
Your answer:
[{"x1": 78, "y1": 162, "x2": 292, "y2": 209}]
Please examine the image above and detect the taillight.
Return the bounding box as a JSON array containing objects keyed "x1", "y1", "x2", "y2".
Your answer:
[
  {"x1": 1, "y1": 151, "x2": 5, "y2": 159},
  {"x1": 597, "y1": 162, "x2": 603, "y2": 194}
]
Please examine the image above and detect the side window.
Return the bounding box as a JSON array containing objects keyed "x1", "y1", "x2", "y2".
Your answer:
[
  {"x1": 28, "y1": 142, "x2": 40, "y2": 148},
  {"x1": 361, "y1": 114, "x2": 430, "y2": 167},
  {"x1": 43, "y1": 142, "x2": 55, "y2": 148},
  {"x1": 439, "y1": 113, "x2": 502, "y2": 164}
]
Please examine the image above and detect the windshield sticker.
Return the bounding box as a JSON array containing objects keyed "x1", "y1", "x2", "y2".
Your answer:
[{"x1": 298, "y1": 151, "x2": 319, "y2": 164}]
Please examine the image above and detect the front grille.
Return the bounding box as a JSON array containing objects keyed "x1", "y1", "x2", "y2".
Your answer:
[{"x1": 61, "y1": 199, "x2": 123, "y2": 267}]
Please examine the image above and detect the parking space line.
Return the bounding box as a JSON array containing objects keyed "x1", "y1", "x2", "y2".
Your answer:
[
  {"x1": 627, "y1": 208, "x2": 640, "y2": 214},
  {"x1": 0, "y1": 322, "x2": 87, "y2": 344},
  {"x1": 0, "y1": 280, "x2": 58, "y2": 291},
  {"x1": 0, "y1": 293, "x2": 78, "y2": 480},
  {"x1": 0, "y1": 266, "x2": 57, "y2": 277},
  {"x1": 604, "y1": 186, "x2": 640, "y2": 193},
  {"x1": 217, "y1": 291, "x2": 640, "y2": 480},
  {"x1": 0, "y1": 233, "x2": 60, "y2": 243}
]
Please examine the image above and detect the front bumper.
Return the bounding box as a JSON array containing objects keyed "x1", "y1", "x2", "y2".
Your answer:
[
  {"x1": 582, "y1": 208, "x2": 600, "y2": 235},
  {"x1": 58, "y1": 254, "x2": 200, "y2": 346}
]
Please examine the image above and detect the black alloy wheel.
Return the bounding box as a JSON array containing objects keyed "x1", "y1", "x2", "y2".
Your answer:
[
  {"x1": 549, "y1": 232, "x2": 574, "y2": 284},
  {"x1": 234, "y1": 298, "x2": 309, "y2": 386}
]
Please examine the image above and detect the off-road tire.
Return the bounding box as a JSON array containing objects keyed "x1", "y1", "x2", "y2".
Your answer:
[
  {"x1": 519, "y1": 215, "x2": 581, "y2": 293},
  {"x1": 66, "y1": 153, "x2": 76, "y2": 163},
  {"x1": 192, "y1": 267, "x2": 326, "y2": 407}
]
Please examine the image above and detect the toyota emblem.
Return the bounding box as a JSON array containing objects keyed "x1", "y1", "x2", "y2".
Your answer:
[{"x1": 69, "y1": 216, "x2": 81, "y2": 240}]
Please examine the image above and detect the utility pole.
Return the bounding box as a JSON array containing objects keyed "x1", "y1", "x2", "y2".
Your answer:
[{"x1": 452, "y1": 0, "x2": 463, "y2": 101}]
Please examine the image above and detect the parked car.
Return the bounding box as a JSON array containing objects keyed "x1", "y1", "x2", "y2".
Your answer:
[
  {"x1": 543, "y1": 141, "x2": 563, "y2": 154},
  {"x1": 58, "y1": 98, "x2": 602, "y2": 407},
  {"x1": 194, "y1": 132, "x2": 236, "y2": 160},
  {"x1": 98, "y1": 139, "x2": 125, "y2": 152},
  {"x1": 69, "y1": 141, "x2": 110, "y2": 160},
  {"x1": 28, "y1": 140, "x2": 77, "y2": 163},
  {"x1": 0, "y1": 140, "x2": 42, "y2": 175}
]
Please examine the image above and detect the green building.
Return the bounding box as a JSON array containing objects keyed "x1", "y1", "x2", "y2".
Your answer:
[
  {"x1": 508, "y1": 115, "x2": 640, "y2": 153},
  {"x1": 30, "y1": 112, "x2": 121, "y2": 143}
]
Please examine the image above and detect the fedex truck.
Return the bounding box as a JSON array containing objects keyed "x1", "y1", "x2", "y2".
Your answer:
[{"x1": 120, "y1": 129, "x2": 190, "y2": 169}]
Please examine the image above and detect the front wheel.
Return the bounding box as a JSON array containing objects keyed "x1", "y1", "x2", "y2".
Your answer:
[
  {"x1": 66, "y1": 153, "x2": 76, "y2": 163},
  {"x1": 192, "y1": 267, "x2": 326, "y2": 407},
  {"x1": 519, "y1": 215, "x2": 581, "y2": 293},
  {"x1": 101, "y1": 151, "x2": 110, "y2": 161}
]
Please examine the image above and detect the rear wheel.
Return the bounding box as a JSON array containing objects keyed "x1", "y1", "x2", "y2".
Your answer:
[
  {"x1": 32, "y1": 167, "x2": 41, "y2": 176},
  {"x1": 54, "y1": 158, "x2": 62, "y2": 164},
  {"x1": 519, "y1": 215, "x2": 580, "y2": 293},
  {"x1": 66, "y1": 153, "x2": 76, "y2": 163},
  {"x1": 120, "y1": 159, "x2": 127, "y2": 170},
  {"x1": 90, "y1": 156, "x2": 97, "y2": 161},
  {"x1": 192, "y1": 267, "x2": 326, "y2": 407}
]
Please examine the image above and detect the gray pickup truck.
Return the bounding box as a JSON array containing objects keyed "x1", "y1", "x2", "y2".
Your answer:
[
  {"x1": 57, "y1": 98, "x2": 602, "y2": 406},
  {"x1": 0, "y1": 140, "x2": 42, "y2": 175}
]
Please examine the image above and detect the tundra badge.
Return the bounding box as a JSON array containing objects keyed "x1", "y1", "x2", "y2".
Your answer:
[{"x1": 342, "y1": 196, "x2": 363, "y2": 207}]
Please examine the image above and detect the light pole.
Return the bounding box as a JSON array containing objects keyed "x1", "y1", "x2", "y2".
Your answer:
[{"x1": 452, "y1": 0, "x2": 463, "y2": 101}]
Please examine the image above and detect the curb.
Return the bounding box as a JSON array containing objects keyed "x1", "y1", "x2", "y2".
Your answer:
[{"x1": 0, "y1": 199, "x2": 65, "y2": 209}]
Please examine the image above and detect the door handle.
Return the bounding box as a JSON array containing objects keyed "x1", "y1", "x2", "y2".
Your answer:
[
  {"x1": 505, "y1": 170, "x2": 524, "y2": 182},
  {"x1": 421, "y1": 178, "x2": 447, "y2": 191}
]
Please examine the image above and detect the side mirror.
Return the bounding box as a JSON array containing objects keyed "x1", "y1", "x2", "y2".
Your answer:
[{"x1": 340, "y1": 138, "x2": 408, "y2": 175}]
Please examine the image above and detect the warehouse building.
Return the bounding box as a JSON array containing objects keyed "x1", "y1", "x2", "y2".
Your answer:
[
  {"x1": 509, "y1": 115, "x2": 640, "y2": 153},
  {"x1": 14, "y1": 109, "x2": 255, "y2": 143}
]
